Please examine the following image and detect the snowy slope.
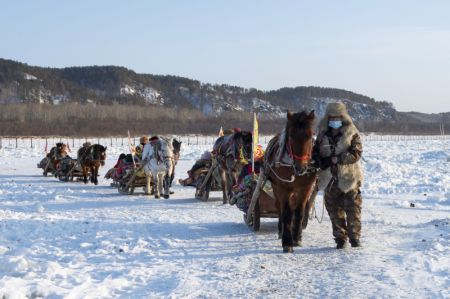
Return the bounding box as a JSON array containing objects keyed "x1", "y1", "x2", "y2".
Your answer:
[{"x1": 0, "y1": 137, "x2": 449, "y2": 298}]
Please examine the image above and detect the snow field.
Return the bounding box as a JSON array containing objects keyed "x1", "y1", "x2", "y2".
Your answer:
[{"x1": 0, "y1": 136, "x2": 449, "y2": 298}]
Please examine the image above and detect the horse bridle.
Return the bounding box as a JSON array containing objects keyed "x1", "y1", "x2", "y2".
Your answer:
[{"x1": 287, "y1": 137, "x2": 312, "y2": 162}]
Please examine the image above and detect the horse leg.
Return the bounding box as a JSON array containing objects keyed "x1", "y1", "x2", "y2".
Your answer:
[
  {"x1": 83, "y1": 166, "x2": 88, "y2": 184},
  {"x1": 226, "y1": 170, "x2": 234, "y2": 204},
  {"x1": 158, "y1": 173, "x2": 164, "y2": 198},
  {"x1": 163, "y1": 173, "x2": 170, "y2": 199},
  {"x1": 292, "y1": 204, "x2": 304, "y2": 247},
  {"x1": 153, "y1": 172, "x2": 160, "y2": 199},
  {"x1": 281, "y1": 200, "x2": 294, "y2": 253},
  {"x1": 144, "y1": 171, "x2": 151, "y2": 195},
  {"x1": 278, "y1": 217, "x2": 282, "y2": 239},
  {"x1": 224, "y1": 158, "x2": 236, "y2": 204},
  {"x1": 219, "y1": 167, "x2": 228, "y2": 204},
  {"x1": 90, "y1": 165, "x2": 94, "y2": 184},
  {"x1": 94, "y1": 166, "x2": 99, "y2": 185}
]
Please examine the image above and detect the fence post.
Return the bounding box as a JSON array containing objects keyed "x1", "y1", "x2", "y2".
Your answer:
[
  {"x1": 31, "y1": 137, "x2": 33, "y2": 148},
  {"x1": 16, "y1": 137, "x2": 18, "y2": 148},
  {"x1": 0, "y1": 137, "x2": 2, "y2": 149}
]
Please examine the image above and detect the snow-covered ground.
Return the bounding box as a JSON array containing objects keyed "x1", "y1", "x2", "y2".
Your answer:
[{"x1": 0, "y1": 136, "x2": 449, "y2": 298}]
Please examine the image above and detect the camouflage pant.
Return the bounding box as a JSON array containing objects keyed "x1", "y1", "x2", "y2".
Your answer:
[{"x1": 324, "y1": 184, "x2": 362, "y2": 241}]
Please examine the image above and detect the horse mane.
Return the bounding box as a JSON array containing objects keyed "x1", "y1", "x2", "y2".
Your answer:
[
  {"x1": 92, "y1": 144, "x2": 106, "y2": 152},
  {"x1": 232, "y1": 131, "x2": 252, "y2": 143},
  {"x1": 273, "y1": 110, "x2": 314, "y2": 163},
  {"x1": 275, "y1": 129, "x2": 287, "y2": 163}
]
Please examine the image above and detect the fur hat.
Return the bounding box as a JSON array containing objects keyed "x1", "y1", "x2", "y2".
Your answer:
[
  {"x1": 140, "y1": 136, "x2": 149, "y2": 144},
  {"x1": 319, "y1": 102, "x2": 354, "y2": 132},
  {"x1": 83, "y1": 142, "x2": 91, "y2": 147}
]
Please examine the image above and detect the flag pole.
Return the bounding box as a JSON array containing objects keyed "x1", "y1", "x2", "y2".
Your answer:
[
  {"x1": 127, "y1": 130, "x2": 137, "y2": 168},
  {"x1": 252, "y1": 112, "x2": 258, "y2": 179}
]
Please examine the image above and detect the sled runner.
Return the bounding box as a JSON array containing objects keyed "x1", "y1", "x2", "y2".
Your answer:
[{"x1": 194, "y1": 160, "x2": 222, "y2": 201}]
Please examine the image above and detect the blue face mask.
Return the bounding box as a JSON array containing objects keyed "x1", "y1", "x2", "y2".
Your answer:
[{"x1": 329, "y1": 120, "x2": 342, "y2": 129}]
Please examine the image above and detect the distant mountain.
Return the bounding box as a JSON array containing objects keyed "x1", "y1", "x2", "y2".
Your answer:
[{"x1": 0, "y1": 58, "x2": 447, "y2": 133}]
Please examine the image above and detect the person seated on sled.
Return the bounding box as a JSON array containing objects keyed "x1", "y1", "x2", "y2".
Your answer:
[
  {"x1": 132, "y1": 136, "x2": 149, "y2": 162},
  {"x1": 179, "y1": 151, "x2": 213, "y2": 186},
  {"x1": 234, "y1": 145, "x2": 264, "y2": 190},
  {"x1": 105, "y1": 153, "x2": 127, "y2": 180},
  {"x1": 230, "y1": 145, "x2": 264, "y2": 209},
  {"x1": 60, "y1": 143, "x2": 72, "y2": 159}
]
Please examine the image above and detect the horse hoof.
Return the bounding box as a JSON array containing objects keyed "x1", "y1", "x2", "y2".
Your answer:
[
  {"x1": 163, "y1": 195, "x2": 169, "y2": 199},
  {"x1": 293, "y1": 240, "x2": 302, "y2": 247},
  {"x1": 283, "y1": 246, "x2": 294, "y2": 253},
  {"x1": 155, "y1": 195, "x2": 160, "y2": 199},
  {"x1": 94, "y1": 182, "x2": 98, "y2": 186}
]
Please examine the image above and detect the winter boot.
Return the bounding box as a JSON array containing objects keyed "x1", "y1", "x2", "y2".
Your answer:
[
  {"x1": 350, "y1": 239, "x2": 361, "y2": 248},
  {"x1": 335, "y1": 238, "x2": 346, "y2": 249}
]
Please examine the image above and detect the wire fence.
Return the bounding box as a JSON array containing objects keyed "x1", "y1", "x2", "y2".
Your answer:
[{"x1": 0, "y1": 134, "x2": 449, "y2": 150}]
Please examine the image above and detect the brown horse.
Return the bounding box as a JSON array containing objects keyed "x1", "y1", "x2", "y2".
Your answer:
[
  {"x1": 213, "y1": 131, "x2": 252, "y2": 204},
  {"x1": 78, "y1": 144, "x2": 107, "y2": 185},
  {"x1": 264, "y1": 111, "x2": 317, "y2": 253}
]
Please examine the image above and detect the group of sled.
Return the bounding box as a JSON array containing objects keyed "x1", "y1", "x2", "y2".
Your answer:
[
  {"x1": 38, "y1": 102, "x2": 364, "y2": 253},
  {"x1": 37, "y1": 136, "x2": 181, "y2": 199}
]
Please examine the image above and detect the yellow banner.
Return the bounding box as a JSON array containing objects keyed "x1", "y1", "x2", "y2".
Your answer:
[{"x1": 253, "y1": 112, "x2": 259, "y2": 153}]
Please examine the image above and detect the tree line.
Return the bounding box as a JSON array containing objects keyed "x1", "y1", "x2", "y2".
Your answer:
[
  {"x1": 0, "y1": 103, "x2": 446, "y2": 136},
  {"x1": 0, "y1": 103, "x2": 285, "y2": 136}
]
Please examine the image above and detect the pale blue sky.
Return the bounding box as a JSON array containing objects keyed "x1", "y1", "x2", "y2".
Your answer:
[{"x1": 1, "y1": 1, "x2": 449, "y2": 113}]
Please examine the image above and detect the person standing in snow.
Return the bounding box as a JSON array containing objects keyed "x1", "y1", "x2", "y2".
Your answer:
[{"x1": 312, "y1": 102, "x2": 363, "y2": 249}]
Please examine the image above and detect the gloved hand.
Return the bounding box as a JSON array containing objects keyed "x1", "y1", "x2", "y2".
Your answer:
[
  {"x1": 320, "y1": 157, "x2": 332, "y2": 170},
  {"x1": 331, "y1": 156, "x2": 338, "y2": 164}
]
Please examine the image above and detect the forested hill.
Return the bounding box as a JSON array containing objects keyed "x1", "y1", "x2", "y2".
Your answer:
[{"x1": 0, "y1": 58, "x2": 447, "y2": 135}]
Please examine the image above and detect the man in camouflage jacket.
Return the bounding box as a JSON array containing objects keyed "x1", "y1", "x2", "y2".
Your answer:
[{"x1": 312, "y1": 102, "x2": 363, "y2": 249}]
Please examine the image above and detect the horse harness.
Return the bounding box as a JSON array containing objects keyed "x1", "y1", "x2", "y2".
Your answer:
[
  {"x1": 214, "y1": 135, "x2": 249, "y2": 170},
  {"x1": 80, "y1": 145, "x2": 105, "y2": 164},
  {"x1": 264, "y1": 132, "x2": 318, "y2": 184},
  {"x1": 149, "y1": 140, "x2": 173, "y2": 166}
]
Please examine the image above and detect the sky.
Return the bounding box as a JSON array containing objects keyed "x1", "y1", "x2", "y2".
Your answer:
[{"x1": 1, "y1": 0, "x2": 449, "y2": 113}]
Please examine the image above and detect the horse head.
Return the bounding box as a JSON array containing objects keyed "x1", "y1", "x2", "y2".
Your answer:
[
  {"x1": 286, "y1": 110, "x2": 315, "y2": 173},
  {"x1": 92, "y1": 144, "x2": 107, "y2": 166},
  {"x1": 233, "y1": 131, "x2": 253, "y2": 162},
  {"x1": 172, "y1": 138, "x2": 182, "y2": 155},
  {"x1": 172, "y1": 138, "x2": 182, "y2": 162}
]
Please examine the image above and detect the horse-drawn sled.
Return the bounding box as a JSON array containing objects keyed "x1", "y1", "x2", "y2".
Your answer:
[
  {"x1": 178, "y1": 150, "x2": 222, "y2": 201},
  {"x1": 37, "y1": 142, "x2": 67, "y2": 177},
  {"x1": 116, "y1": 161, "x2": 148, "y2": 195},
  {"x1": 38, "y1": 142, "x2": 107, "y2": 185},
  {"x1": 231, "y1": 174, "x2": 278, "y2": 231},
  {"x1": 109, "y1": 136, "x2": 181, "y2": 198},
  {"x1": 193, "y1": 160, "x2": 222, "y2": 201},
  {"x1": 55, "y1": 157, "x2": 90, "y2": 182}
]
